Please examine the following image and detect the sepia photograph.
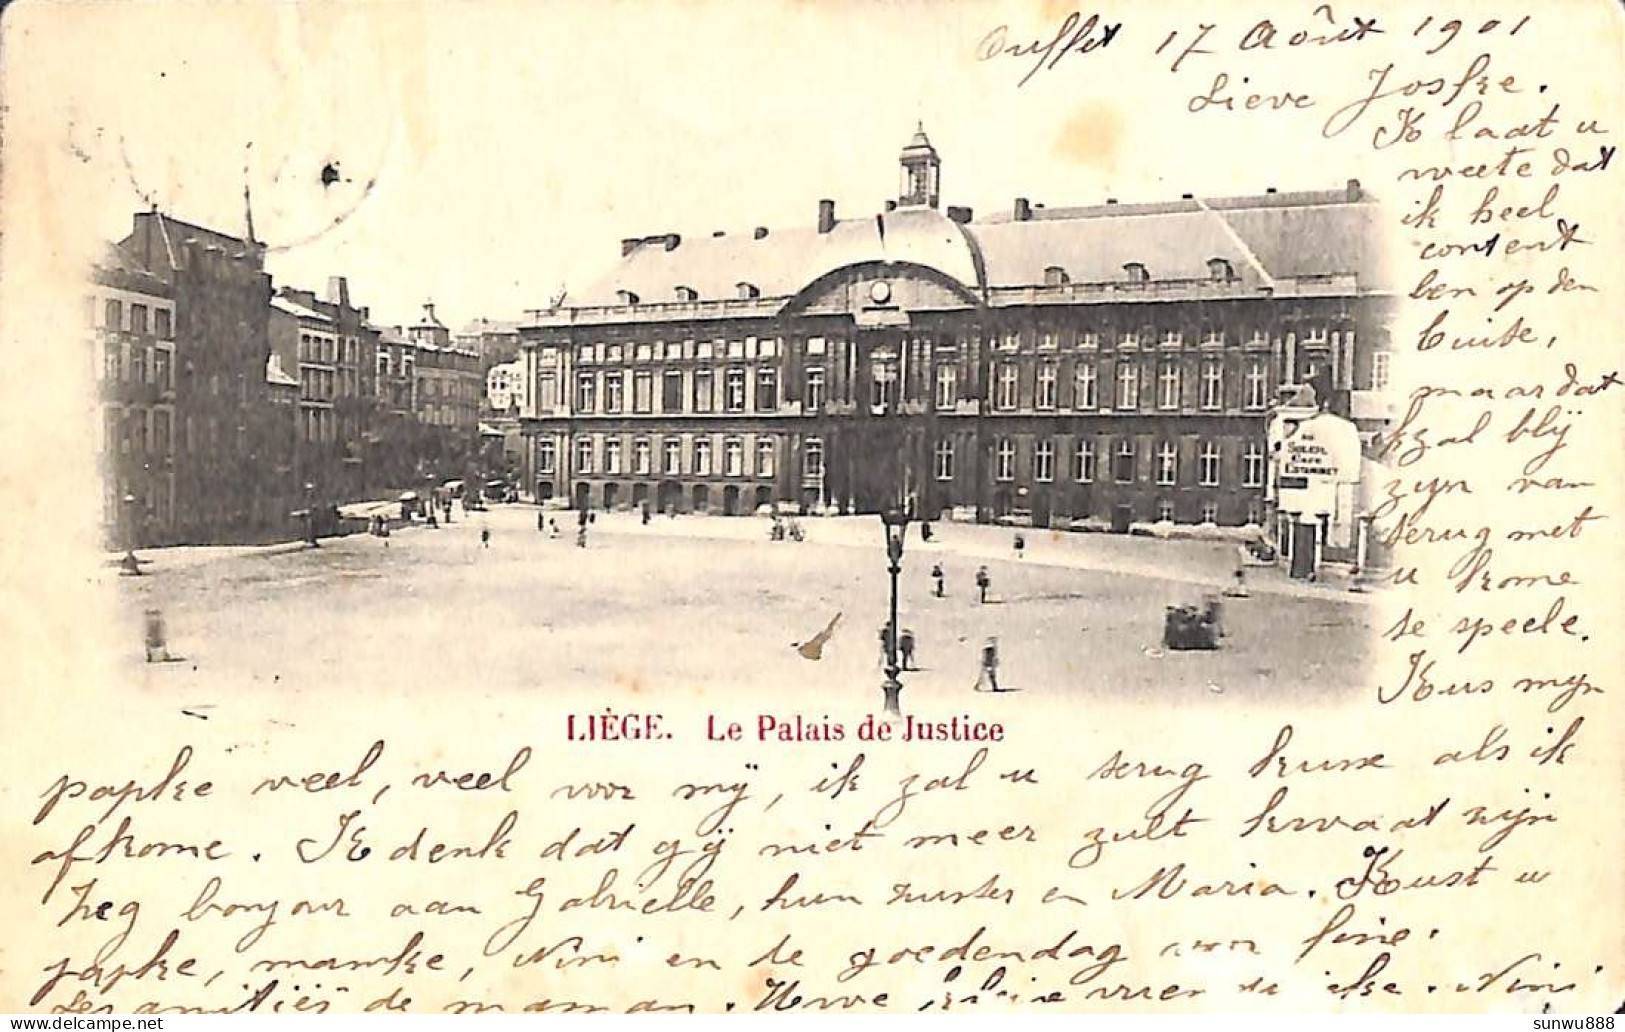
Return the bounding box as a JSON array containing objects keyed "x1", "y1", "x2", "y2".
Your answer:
[{"x1": 2, "y1": 0, "x2": 1620, "y2": 1018}]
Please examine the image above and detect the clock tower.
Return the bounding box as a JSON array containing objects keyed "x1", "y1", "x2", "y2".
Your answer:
[{"x1": 898, "y1": 122, "x2": 940, "y2": 209}]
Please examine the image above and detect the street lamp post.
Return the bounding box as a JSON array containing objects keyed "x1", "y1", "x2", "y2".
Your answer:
[
  {"x1": 120, "y1": 492, "x2": 142, "y2": 576},
  {"x1": 879, "y1": 507, "x2": 910, "y2": 716},
  {"x1": 303, "y1": 482, "x2": 319, "y2": 548}
]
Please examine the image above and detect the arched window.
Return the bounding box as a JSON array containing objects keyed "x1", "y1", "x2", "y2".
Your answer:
[
  {"x1": 1207, "y1": 257, "x2": 1235, "y2": 281},
  {"x1": 1123, "y1": 262, "x2": 1149, "y2": 283},
  {"x1": 675, "y1": 285, "x2": 698, "y2": 302},
  {"x1": 1044, "y1": 265, "x2": 1070, "y2": 286},
  {"x1": 737, "y1": 282, "x2": 760, "y2": 300},
  {"x1": 616, "y1": 289, "x2": 640, "y2": 305}
]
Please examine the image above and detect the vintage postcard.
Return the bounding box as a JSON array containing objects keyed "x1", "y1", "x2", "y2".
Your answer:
[{"x1": 0, "y1": 0, "x2": 1619, "y2": 1016}]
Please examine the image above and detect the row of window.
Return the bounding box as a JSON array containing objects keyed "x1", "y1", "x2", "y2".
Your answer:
[
  {"x1": 102, "y1": 405, "x2": 173, "y2": 456},
  {"x1": 100, "y1": 340, "x2": 174, "y2": 391},
  {"x1": 564, "y1": 366, "x2": 781, "y2": 415},
  {"x1": 540, "y1": 435, "x2": 781, "y2": 479},
  {"x1": 376, "y1": 353, "x2": 416, "y2": 380},
  {"x1": 298, "y1": 333, "x2": 360, "y2": 366},
  {"x1": 553, "y1": 326, "x2": 1350, "y2": 365},
  {"x1": 943, "y1": 437, "x2": 1268, "y2": 488},
  {"x1": 92, "y1": 298, "x2": 173, "y2": 338}
]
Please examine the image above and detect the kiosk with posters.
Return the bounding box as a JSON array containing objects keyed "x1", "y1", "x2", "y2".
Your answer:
[{"x1": 1267, "y1": 385, "x2": 1364, "y2": 580}]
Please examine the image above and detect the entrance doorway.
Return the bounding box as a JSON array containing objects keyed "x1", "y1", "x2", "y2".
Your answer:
[
  {"x1": 691, "y1": 484, "x2": 710, "y2": 512},
  {"x1": 723, "y1": 485, "x2": 740, "y2": 515},
  {"x1": 659, "y1": 481, "x2": 682, "y2": 513},
  {"x1": 574, "y1": 482, "x2": 591, "y2": 511}
]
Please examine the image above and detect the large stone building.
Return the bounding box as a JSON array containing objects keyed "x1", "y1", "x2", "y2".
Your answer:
[
  {"x1": 89, "y1": 244, "x2": 179, "y2": 546},
  {"x1": 268, "y1": 277, "x2": 379, "y2": 502},
  {"x1": 407, "y1": 302, "x2": 484, "y2": 477},
  {"x1": 115, "y1": 211, "x2": 285, "y2": 542},
  {"x1": 519, "y1": 128, "x2": 1392, "y2": 529}
]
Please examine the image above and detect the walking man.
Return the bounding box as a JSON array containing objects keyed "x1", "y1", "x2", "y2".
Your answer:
[
  {"x1": 975, "y1": 565, "x2": 991, "y2": 604},
  {"x1": 899, "y1": 628, "x2": 916, "y2": 671},
  {"x1": 481, "y1": 527, "x2": 491, "y2": 549},
  {"x1": 932, "y1": 562, "x2": 945, "y2": 598},
  {"x1": 576, "y1": 524, "x2": 588, "y2": 548},
  {"x1": 537, "y1": 510, "x2": 546, "y2": 533},
  {"x1": 974, "y1": 636, "x2": 1001, "y2": 692},
  {"x1": 143, "y1": 608, "x2": 170, "y2": 663},
  {"x1": 1013, "y1": 532, "x2": 1026, "y2": 559}
]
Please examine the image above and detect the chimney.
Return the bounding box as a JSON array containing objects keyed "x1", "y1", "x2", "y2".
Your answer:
[
  {"x1": 946, "y1": 205, "x2": 973, "y2": 224},
  {"x1": 1346, "y1": 178, "x2": 1362, "y2": 201},
  {"x1": 1013, "y1": 197, "x2": 1032, "y2": 221},
  {"x1": 664, "y1": 233, "x2": 681, "y2": 251},
  {"x1": 754, "y1": 226, "x2": 769, "y2": 240},
  {"x1": 818, "y1": 199, "x2": 835, "y2": 234},
  {"x1": 621, "y1": 237, "x2": 640, "y2": 257},
  {"x1": 325, "y1": 276, "x2": 350, "y2": 308}
]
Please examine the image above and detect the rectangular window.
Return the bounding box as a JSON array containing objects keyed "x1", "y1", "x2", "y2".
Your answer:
[
  {"x1": 633, "y1": 438, "x2": 651, "y2": 475},
  {"x1": 1244, "y1": 358, "x2": 1269, "y2": 410},
  {"x1": 803, "y1": 438, "x2": 824, "y2": 479},
  {"x1": 934, "y1": 438, "x2": 954, "y2": 481},
  {"x1": 537, "y1": 439, "x2": 556, "y2": 475},
  {"x1": 634, "y1": 371, "x2": 653, "y2": 413},
  {"x1": 1200, "y1": 359, "x2": 1223, "y2": 410},
  {"x1": 1034, "y1": 439, "x2": 1055, "y2": 482},
  {"x1": 725, "y1": 368, "x2": 746, "y2": 412},
  {"x1": 635, "y1": 342, "x2": 653, "y2": 362},
  {"x1": 1113, "y1": 439, "x2": 1135, "y2": 483},
  {"x1": 996, "y1": 363, "x2": 1019, "y2": 410},
  {"x1": 1158, "y1": 499, "x2": 1176, "y2": 523},
  {"x1": 131, "y1": 305, "x2": 149, "y2": 335},
  {"x1": 1116, "y1": 361, "x2": 1140, "y2": 410},
  {"x1": 694, "y1": 370, "x2": 713, "y2": 413},
  {"x1": 1036, "y1": 362, "x2": 1058, "y2": 409},
  {"x1": 1158, "y1": 360, "x2": 1181, "y2": 410},
  {"x1": 576, "y1": 372, "x2": 596, "y2": 412},
  {"x1": 935, "y1": 364, "x2": 957, "y2": 409},
  {"x1": 996, "y1": 438, "x2": 1015, "y2": 481},
  {"x1": 1202, "y1": 500, "x2": 1220, "y2": 524},
  {"x1": 756, "y1": 438, "x2": 776, "y2": 477},
  {"x1": 155, "y1": 308, "x2": 172, "y2": 339},
  {"x1": 805, "y1": 367, "x2": 825, "y2": 412},
  {"x1": 604, "y1": 372, "x2": 624, "y2": 413},
  {"x1": 576, "y1": 437, "x2": 594, "y2": 474},
  {"x1": 756, "y1": 368, "x2": 778, "y2": 411},
  {"x1": 663, "y1": 438, "x2": 681, "y2": 475},
  {"x1": 607, "y1": 343, "x2": 624, "y2": 362},
  {"x1": 1075, "y1": 438, "x2": 1095, "y2": 483},
  {"x1": 154, "y1": 350, "x2": 172, "y2": 392},
  {"x1": 693, "y1": 437, "x2": 712, "y2": 476},
  {"x1": 1199, "y1": 440, "x2": 1221, "y2": 486},
  {"x1": 1243, "y1": 441, "x2": 1265, "y2": 487},
  {"x1": 152, "y1": 409, "x2": 171, "y2": 455},
  {"x1": 104, "y1": 300, "x2": 122, "y2": 331},
  {"x1": 806, "y1": 336, "x2": 826, "y2": 356},
  {"x1": 1075, "y1": 362, "x2": 1098, "y2": 409},
  {"x1": 378, "y1": 354, "x2": 391, "y2": 378},
  {"x1": 1156, "y1": 441, "x2": 1178, "y2": 486},
  {"x1": 723, "y1": 437, "x2": 743, "y2": 476}
]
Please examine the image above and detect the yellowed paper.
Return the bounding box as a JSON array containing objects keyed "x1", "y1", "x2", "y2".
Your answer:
[{"x1": 1, "y1": 0, "x2": 1621, "y2": 1016}]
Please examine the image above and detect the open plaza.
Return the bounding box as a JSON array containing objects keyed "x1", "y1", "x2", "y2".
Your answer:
[{"x1": 113, "y1": 506, "x2": 1376, "y2": 713}]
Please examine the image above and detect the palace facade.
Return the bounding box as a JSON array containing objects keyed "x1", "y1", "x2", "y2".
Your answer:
[{"x1": 518, "y1": 128, "x2": 1392, "y2": 528}]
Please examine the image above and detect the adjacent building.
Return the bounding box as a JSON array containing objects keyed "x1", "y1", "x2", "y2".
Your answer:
[
  {"x1": 89, "y1": 244, "x2": 179, "y2": 546},
  {"x1": 408, "y1": 303, "x2": 484, "y2": 476},
  {"x1": 518, "y1": 128, "x2": 1394, "y2": 533},
  {"x1": 268, "y1": 277, "x2": 379, "y2": 502},
  {"x1": 116, "y1": 211, "x2": 282, "y2": 543}
]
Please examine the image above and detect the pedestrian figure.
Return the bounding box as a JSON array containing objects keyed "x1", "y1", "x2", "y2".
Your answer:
[
  {"x1": 588, "y1": 510, "x2": 597, "y2": 525},
  {"x1": 576, "y1": 525, "x2": 587, "y2": 548},
  {"x1": 974, "y1": 636, "x2": 1001, "y2": 692},
  {"x1": 899, "y1": 628, "x2": 916, "y2": 671},
  {"x1": 1224, "y1": 565, "x2": 1249, "y2": 598},
  {"x1": 428, "y1": 509, "x2": 439, "y2": 529},
  {"x1": 1013, "y1": 532, "x2": 1026, "y2": 559},
  {"x1": 538, "y1": 510, "x2": 546, "y2": 533},
  {"x1": 143, "y1": 608, "x2": 169, "y2": 663},
  {"x1": 932, "y1": 562, "x2": 945, "y2": 597},
  {"x1": 878, "y1": 624, "x2": 891, "y2": 668},
  {"x1": 481, "y1": 527, "x2": 491, "y2": 549},
  {"x1": 549, "y1": 519, "x2": 561, "y2": 539},
  {"x1": 975, "y1": 565, "x2": 991, "y2": 604},
  {"x1": 920, "y1": 521, "x2": 934, "y2": 543},
  {"x1": 380, "y1": 522, "x2": 390, "y2": 548}
]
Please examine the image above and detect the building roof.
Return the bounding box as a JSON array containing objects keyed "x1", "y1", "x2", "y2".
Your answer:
[
  {"x1": 566, "y1": 183, "x2": 1385, "y2": 313},
  {"x1": 456, "y1": 317, "x2": 521, "y2": 337},
  {"x1": 265, "y1": 353, "x2": 299, "y2": 387},
  {"x1": 578, "y1": 206, "x2": 983, "y2": 307},
  {"x1": 92, "y1": 242, "x2": 172, "y2": 296},
  {"x1": 270, "y1": 295, "x2": 333, "y2": 323},
  {"x1": 375, "y1": 325, "x2": 411, "y2": 347}
]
